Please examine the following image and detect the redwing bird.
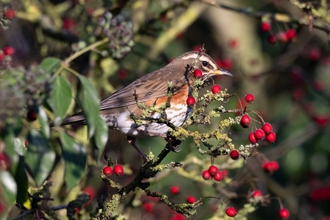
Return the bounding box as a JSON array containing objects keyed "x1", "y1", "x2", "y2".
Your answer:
[{"x1": 62, "y1": 51, "x2": 232, "y2": 161}]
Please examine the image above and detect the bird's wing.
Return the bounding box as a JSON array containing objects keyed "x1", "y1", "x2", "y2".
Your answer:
[
  {"x1": 99, "y1": 67, "x2": 188, "y2": 111},
  {"x1": 61, "y1": 66, "x2": 189, "y2": 125}
]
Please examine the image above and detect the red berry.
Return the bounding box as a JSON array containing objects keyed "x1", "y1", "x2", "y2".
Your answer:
[
  {"x1": 254, "y1": 129, "x2": 265, "y2": 140},
  {"x1": 314, "y1": 81, "x2": 324, "y2": 91},
  {"x1": 277, "y1": 31, "x2": 288, "y2": 42},
  {"x1": 226, "y1": 207, "x2": 237, "y2": 217},
  {"x1": 82, "y1": 186, "x2": 96, "y2": 205},
  {"x1": 252, "y1": 190, "x2": 263, "y2": 197},
  {"x1": 292, "y1": 87, "x2": 303, "y2": 100},
  {"x1": 221, "y1": 170, "x2": 228, "y2": 177},
  {"x1": 103, "y1": 166, "x2": 112, "y2": 176},
  {"x1": 192, "y1": 45, "x2": 202, "y2": 52},
  {"x1": 202, "y1": 170, "x2": 211, "y2": 180},
  {"x1": 160, "y1": 13, "x2": 167, "y2": 22},
  {"x1": 261, "y1": 22, "x2": 271, "y2": 32},
  {"x1": 176, "y1": 32, "x2": 184, "y2": 39},
  {"x1": 240, "y1": 114, "x2": 251, "y2": 128},
  {"x1": 245, "y1": 94, "x2": 254, "y2": 103},
  {"x1": 211, "y1": 84, "x2": 221, "y2": 94},
  {"x1": 171, "y1": 213, "x2": 186, "y2": 220},
  {"x1": 266, "y1": 131, "x2": 276, "y2": 143},
  {"x1": 213, "y1": 171, "x2": 223, "y2": 181},
  {"x1": 208, "y1": 165, "x2": 218, "y2": 176},
  {"x1": 0, "y1": 53, "x2": 4, "y2": 62},
  {"x1": 309, "y1": 48, "x2": 321, "y2": 61},
  {"x1": 286, "y1": 29, "x2": 296, "y2": 40},
  {"x1": 194, "y1": 69, "x2": 203, "y2": 78},
  {"x1": 3, "y1": 46, "x2": 15, "y2": 56},
  {"x1": 118, "y1": 69, "x2": 128, "y2": 80},
  {"x1": 142, "y1": 202, "x2": 154, "y2": 212},
  {"x1": 313, "y1": 115, "x2": 329, "y2": 127},
  {"x1": 229, "y1": 39, "x2": 239, "y2": 48},
  {"x1": 262, "y1": 123, "x2": 273, "y2": 133},
  {"x1": 113, "y1": 164, "x2": 124, "y2": 176},
  {"x1": 262, "y1": 161, "x2": 279, "y2": 173},
  {"x1": 0, "y1": 201, "x2": 6, "y2": 214},
  {"x1": 0, "y1": 153, "x2": 11, "y2": 170},
  {"x1": 248, "y1": 132, "x2": 257, "y2": 144},
  {"x1": 27, "y1": 109, "x2": 37, "y2": 121},
  {"x1": 220, "y1": 59, "x2": 232, "y2": 70},
  {"x1": 186, "y1": 96, "x2": 196, "y2": 106},
  {"x1": 5, "y1": 9, "x2": 15, "y2": 19},
  {"x1": 279, "y1": 208, "x2": 290, "y2": 219},
  {"x1": 62, "y1": 18, "x2": 74, "y2": 30},
  {"x1": 186, "y1": 196, "x2": 196, "y2": 204},
  {"x1": 230, "y1": 150, "x2": 239, "y2": 160},
  {"x1": 170, "y1": 186, "x2": 180, "y2": 195},
  {"x1": 267, "y1": 35, "x2": 277, "y2": 44}
]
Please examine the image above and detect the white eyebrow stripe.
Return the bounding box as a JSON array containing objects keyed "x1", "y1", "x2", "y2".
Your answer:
[
  {"x1": 181, "y1": 54, "x2": 199, "y2": 60},
  {"x1": 181, "y1": 54, "x2": 218, "y2": 70}
]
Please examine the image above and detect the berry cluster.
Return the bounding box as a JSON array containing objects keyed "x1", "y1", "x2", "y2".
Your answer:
[
  {"x1": 248, "y1": 122, "x2": 276, "y2": 144},
  {"x1": 186, "y1": 68, "x2": 222, "y2": 106},
  {"x1": 202, "y1": 165, "x2": 224, "y2": 181},
  {"x1": 0, "y1": 7, "x2": 15, "y2": 30},
  {"x1": 262, "y1": 161, "x2": 279, "y2": 174},
  {"x1": 103, "y1": 164, "x2": 124, "y2": 177},
  {"x1": 0, "y1": 47, "x2": 56, "y2": 128},
  {"x1": 0, "y1": 46, "x2": 14, "y2": 65},
  {"x1": 170, "y1": 185, "x2": 197, "y2": 204},
  {"x1": 238, "y1": 94, "x2": 277, "y2": 144},
  {"x1": 291, "y1": 67, "x2": 329, "y2": 127},
  {"x1": 261, "y1": 22, "x2": 297, "y2": 44},
  {"x1": 99, "y1": 12, "x2": 134, "y2": 59},
  {"x1": 186, "y1": 68, "x2": 223, "y2": 106}
]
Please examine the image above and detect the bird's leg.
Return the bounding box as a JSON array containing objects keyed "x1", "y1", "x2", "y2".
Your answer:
[
  {"x1": 127, "y1": 136, "x2": 148, "y2": 162},
  {"x1": 165, "y1": 137, "x2": 182, "y2": 153}
]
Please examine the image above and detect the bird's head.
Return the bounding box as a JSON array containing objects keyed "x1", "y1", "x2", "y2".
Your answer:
[{"x1": 170, "y1": 51, "x2": 232, "y2": 80}]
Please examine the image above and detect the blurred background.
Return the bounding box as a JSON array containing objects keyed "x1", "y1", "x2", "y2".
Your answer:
[{"x1": 1, "y1": 0, "x2": 330, "y2": 219}]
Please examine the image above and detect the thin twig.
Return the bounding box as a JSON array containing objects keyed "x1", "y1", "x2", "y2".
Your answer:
[{"x1": 13, "y1": 204, "x2": 68, "y2": 220}]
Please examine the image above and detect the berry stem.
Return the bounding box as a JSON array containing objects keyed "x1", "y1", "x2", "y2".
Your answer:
[
  {"x1": 277, "y1": 197, "x2": 284, "y2": 209},
  {"x1": 247, "y1": 110, "x2": 265, "y2": 124},
  {"x1": 64, "y1": 38, "x2": 109, "y2": 65},
  {"x1": 233, "y1": 93, "x2": 244, "y2": 111}
]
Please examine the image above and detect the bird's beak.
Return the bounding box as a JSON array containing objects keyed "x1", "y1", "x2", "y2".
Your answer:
[{"x1": 213, "y1": 68, "x2": 233, "y2": 76}]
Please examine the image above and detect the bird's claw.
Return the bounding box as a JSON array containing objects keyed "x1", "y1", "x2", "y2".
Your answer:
[{"x1": 165, "y1": 137, "x2": 182, "y2": 153}]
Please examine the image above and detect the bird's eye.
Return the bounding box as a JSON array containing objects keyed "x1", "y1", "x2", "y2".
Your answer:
[{"x1": 202, "y1": 61, "x2": 208, "y2": 67}]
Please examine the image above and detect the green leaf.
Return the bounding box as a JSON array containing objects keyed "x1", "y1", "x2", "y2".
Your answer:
[
  {"x1": 0, "y1": 171, "x2": 17, "y2": 220},
  {"x1": 0, "y1": 171, "x2": 17, "y2": 204},
  {"x1": 37, "y1": 106, "x2": 50, "y2": 138},
  {"x1": 38, "y1": 57, "x2": 61, "y2": 73},
  {"x1": 3, "y1": 128, "x2": 24, "y2": 174},
  {"x1": 77, "y1": 75, "x2": 100, "y2": 138},
  {"x1": 14, "y1": 156, "x2": 30, "y2": 209},
  {"x1": 25, "y1": 129, "x2": 55, "y2": 186},
  {"x1": 49, "y1": 75, "x2": 72, "y2": 125},
  {"x1": 59, "y1": 131, "x2": 86, "y2": 191},
  {"x1": 92, "y1": 116, "x2": 109, "y2": 162}
]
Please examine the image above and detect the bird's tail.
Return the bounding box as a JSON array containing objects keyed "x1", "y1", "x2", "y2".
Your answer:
[{"x1": 61, "y1": 113, "x2": 86, "y2": 126}]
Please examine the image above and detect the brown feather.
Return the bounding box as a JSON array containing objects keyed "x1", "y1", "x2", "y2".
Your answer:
[{"x1": 62, "y1": 51, "x2": 222, "y2": 125}]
